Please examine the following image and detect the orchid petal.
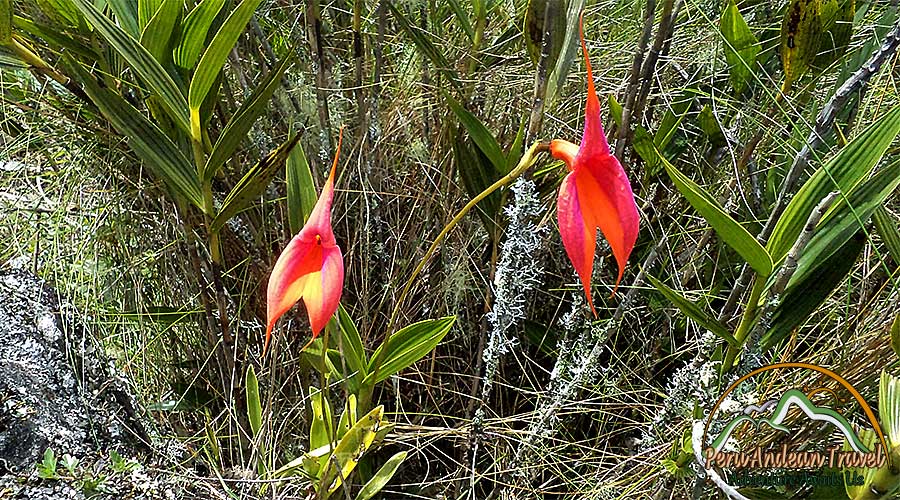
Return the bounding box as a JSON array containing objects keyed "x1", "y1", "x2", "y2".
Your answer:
[
  {"x1": 557, "y1": 171, "x2": 598, "y2": 316},
  {"x1": 264, "y1": 129, "x2": 345, "y2": 355}
]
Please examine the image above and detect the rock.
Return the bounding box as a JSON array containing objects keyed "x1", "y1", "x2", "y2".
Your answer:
[{"x1": 0, "y1": 267, "x2": 150, "y2": 475}]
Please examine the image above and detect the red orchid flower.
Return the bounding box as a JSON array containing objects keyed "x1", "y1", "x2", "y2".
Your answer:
[
  {"x1": 264, "y1": 130, "x2": 344, "y2": 354},
  {"x1": 551, "y1": 15, "x2": 639, "y2": 315}
]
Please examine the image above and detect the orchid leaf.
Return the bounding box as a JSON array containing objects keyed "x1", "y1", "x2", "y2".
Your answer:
[
  {"x1": 365, "y1": 317, "x2": 455, "y2": 384},
  {"x1": 720, "y1": 0, "x2": 759, "y2": 95},
  {"x1": 386, "y1": 2, "x2": 460, "y2": 89},
  {"x1": 211, "y1": 134, "x2": 301, "y2": 232},
  {"x1": 444, "y1": 91, "x2": 505, "y2": 173},
  {"x1": 780, "y1": 0, "x2": 822, "y2": 87},
  {"x1": 204, "y1": 54, "x2": 293, "y2": 181},
  {"x1": 355, "y1": 451, "x2": 408, "y2": 500},
  {"x1": 661, "y1": 152, "x2": 774, "y2": 277},
  {"x1": 245, "y1": 365, "x2": 261, "y2": 437},
  {"x1": 285, "y1": 133, "x2": 316, "y2": 233},
  {"x1": 174, "y1": 0, "x2": 226, "y2": 69},
  {"x1": 139, "y1": 0, "x2": 181, "y2": 63},
  {"x1": 646, "y1": 274, "x2": 738, "y2": 346},
  {"x1": 874, "y1": 206, "x2": 900, "y2": 268},
  {"x1": 70, "y1": 0, "x2": 190, "y2": 133},
  {"x1": 189, "y1": 0, "x2": 263, "y2": 137}
]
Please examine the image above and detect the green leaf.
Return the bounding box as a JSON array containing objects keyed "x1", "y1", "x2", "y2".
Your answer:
[
  {"x1": 210, "y1": 134, "x2": 302, "y2": 232},
  {"x1": 66, "y1": 54, "x2": 203, "y2": 209},
  {"x1": 106, "y1": 0, "x2": 139, "y2": 36},
  {"x1": 309, "y1": 386, "x2": 333, "y2": 451},
  {"x1": 505, "y1": 117, "x2": 526, "y2": 174},
  {"x1": 444, "y1": 91, "x2": 505, "y2": 173},
  {"x1": 632, "y1": 125, "x2": 661, "y2": 173},
  {"x1": 646, "y1": 274, "x2": 738, "y2": 346},
  {"x1": 879, "y1": 371, "x2": 900, "y2": 453},
  {"x1": 137, "y1": 0, "x2": 161, "y2": 29},
  {"x1": 0, "y1": 0, "x2": 12, "y2": 44},
  {"x1": 246, "y1": 365, "x2": 262, "y2": 437},
  {"x1": 322, "y1": 406, "x2": 385, "y2": 495},
  {"x1": 446, "y1": 0, "x2": 473, "y2": 41},
  {"x1": 762, "y1": 231, "x2": 865, "y2": 349},
  {"x1": 780, "y1": 0, "x2": 822, "y2": 87},
  {"x1": 336, "y1": 394, "x2": 357, "y2": 440},
  {"x1": 698, "y1": 104, "x2": 725, "y2": 146},
  {"x1": 335, "y1": 304, "x2": 367, "y2": 379},
  {"x1": 70, "y1": 0, "x2": 190, "y2": 133},
  {"x1": 720, "y1": 0, "x2": 759, "y2": 94},
  {"x1": 661, "y1": 152, "x2": 774, "y2": 277},
  {"x1": 365, "y1": 317, "x2": 455, "y2": 384},
  {"x1": 285, "y1": 133, "x2": 316, "y2": 234},
  {"x1": 654, "y1": 92, "x2": 692, "y2": 151},
  {"x1": 386, "y1": 2, "x2": 460, "y2": 89},
  {"x1": 874, "y1": 206, "x2": 900, "y2": 268},
  {"x1": 355, "y1": 451, "x2": 408, "y2": 500},
  {"x1": 814, "y1": 0, "x2": 854, "y2": 69},
  {"x1": 139, "y1": 0, "x2": 181, "y2": 63},
  {"x1": 608, "y1": 94, "x2": 623, "y2": 128},
  {"x1": 174, "y1": 0, "x2": 226, "y2": 69},
  {"x1": 768, "y1": 106, "x2": 900, "y2": 262},
  {"x1": 13, "y1": 16, "x2": 98, "y2": 60},
  {"x1": 787, "y1": 159, "x2": 900, "y2": 290},
  {"x1": 204, "y1": 54, "x2": 293, "y2": 181},
  {"x1": 452, "y1": 132, "x2": 502, "y2": 240},
  {"x1": 188, "y1": 0, "x2": 263, "y2": 138}
]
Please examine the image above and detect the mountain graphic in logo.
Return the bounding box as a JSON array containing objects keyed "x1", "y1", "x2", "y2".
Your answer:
[{"x1": 709, "y1": 388, "x2": 869, "y2": 453}]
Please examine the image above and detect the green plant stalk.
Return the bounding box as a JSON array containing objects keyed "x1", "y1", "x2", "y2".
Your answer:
[
  {"x1": 361, "y1": 141, "x2": 548, "y2": 408},
  {"x1": 722, "y1": 276, "x2": 765, "y2": 371},
  {"x1": 853, "y1": 445, "x2": 900, "y2": 499}
]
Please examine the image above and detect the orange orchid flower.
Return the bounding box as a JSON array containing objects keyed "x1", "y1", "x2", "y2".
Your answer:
[
  {"x1": 264, "y1": 130, "x2": 344, "y2": 354},
  {"x1": 551, "y1": 15, "x2": 639, "y2": 315}
]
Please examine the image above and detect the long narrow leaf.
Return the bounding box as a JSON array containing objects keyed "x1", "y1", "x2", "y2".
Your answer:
[
  {"x1": 661, "y1": 153, "x2": 774, "y2": 277},
  {"x1": 204, "y1": 54, "x2": 293, "y2": 180},
  {"x1": 174, "y1": 0, "x2": 226, "y2": 69},
  {"x1": 140, "y1": 0, "x2": 181, "y2": 63},
  {"x1": 106, "y1": 0, "x2": 139, "y2": 37},
  {"x1": 70, "y1": 0, "x2": 190, "y2": 133},
  {"x1": 210, "y1": 134, "x2": 302, "y2": 232},
  {"x1": 365, "y1": 317, "x2": 455, "y2": 384},
  {"x1": 66, "y1": 54, "x2": 203, "y2": 209},
  {"x1": 874, "y1": 206, "x2": 900, "y2": 267},
  {"x1": 285, "y1": 134, "x2": 316, "y2": 234},
  {"x1": 188, "y1": 0, "x2": 263, "y2": 137},
  {"x1": 444, "y1": 91, "x2": 505, "y2": 173},
  {"x1": 386, "y1": 2, "x2": 460, "y2": 88},
  {"x1": 646, "y1": 274, "x2": 738, "y2": 346}
]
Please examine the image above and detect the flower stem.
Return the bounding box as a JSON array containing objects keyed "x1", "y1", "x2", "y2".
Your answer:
[{"x1": 368, "y1": 141, "x2": 548, "y2": 391}]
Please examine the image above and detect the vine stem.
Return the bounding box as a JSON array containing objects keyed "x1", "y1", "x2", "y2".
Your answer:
[{"x1": 369, "y1": 141, "x2": 549, "y2": 387}]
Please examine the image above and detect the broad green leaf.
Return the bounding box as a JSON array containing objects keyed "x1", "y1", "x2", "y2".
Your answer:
[
  {"x1": 245, "y1": 365, "x2": 262, "y2": 437},
  {"x1": 0, "y1": 0, "x2": 12, "y2": 44},
  {"x1": 661, "y1": 153, "x2": 774, "y2": 277},
  {"x1": 335, "y1": 304, "x2": 367, "y2": 379},
  {"x1": 780, "y1": 0, "x2": 822, "y2": 87},
  {"x1": 768, "y1": 106, "x2": 900, "y2": 262},
  {"x1": 309, "y1": 386, "x2": 333, "y2": 451},
  {"x1": 524, "y1": 0, "x2": 565, "y2": 67},
  {"x1": 447, "y1": 0, "x2": 473, "y2": 41},
  {"x1": 210, "y1": 134, "x2": 301, "y2": 232},
  {"x1": 323, "y1": 406, "x2": 385, "y2": 496},
  {"x1": 646, "y1": 274, "x2": 738, "y2": 346},
  {"x1": 386, "y1": 2, "x2": 460, "y2": 88},
  {"x1": 444, "y1": 91, "x2": 505, "y2": 173},
  {"x1": 174, "y1": 0, "x2": 226, "y2": 69},
  {"x1": 204, "y1": 54, "x2": 293, "y2": 180},
  {"x1": 632, "y1": 125, "x2": 660, "y2": 172},
  {"x1": 365, "y1": 317, "x2": 455, "y2": 384},
  {"x1": 66, "y1": 54, "x2": 203, "y2": 209},
  {"x1": 546, "y1": 0, "x2": 586, "y2": 105},
  {"x1": 720, "y1": 0, "x2": 759, "y2": 94},
  {"x1": 70, "y1": 0, "x2": 190, "y2": 133},
  {"x1": 814, "y1": 0, "x2": 854, "y2": 69},
  {"x1": 285, "y1": 134, "x2": 316, "y2": 233},
  {"x1": 13, "y1": 16, "x2": 98, "y2": 60},
  {"x1": 787, "y1": 159, "x2": 900, "y2": 290},
  {"x1": 355, "y1": 451, "x2": 408, "y2": 500},
  {"x1": 137, "y1": 0, "x2": 161, "y2": 29},
  {"x1": 189, "y1": 0, "x2": 263, "y2": 138},
  {"x1": 139, "y1": 0, "x2": 181, "y2": 63},
  {"x1": 874, "y1": 206, "x2": 900, "y2": 267},
  {"x1": 40, "y1": 0, "x2": 85, "y2": 28},
  {"x1": 761, "y1": 231, "x2": 864, "y2": 350},
  {"x1": 106, "y1": 0, "x2": 139, "y2": 36}
]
